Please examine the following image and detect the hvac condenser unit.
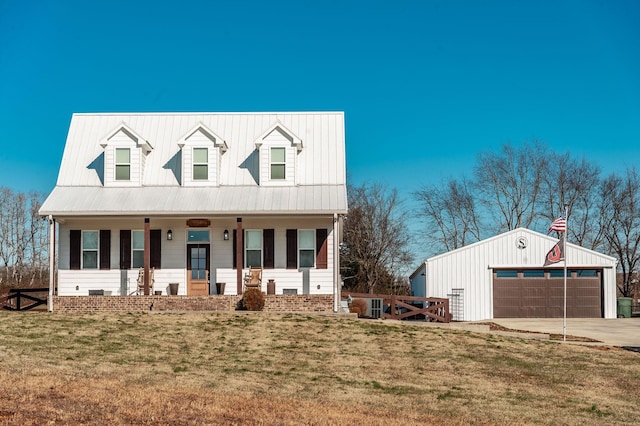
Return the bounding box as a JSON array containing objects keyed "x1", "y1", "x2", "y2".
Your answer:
[{"x1": 366, "y1": 298, "x2": 383, "y2": 319}]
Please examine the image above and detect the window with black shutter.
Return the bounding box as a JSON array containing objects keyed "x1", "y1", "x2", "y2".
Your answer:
[
  {"x1": 99, "y1": 230, "x2": 111, "y2": 270},
  {"x1": 316, "y1": 228, "x2": 328, "y2": 269},
  {"x1": 70, "y1": 230, "x2": 81, "y2": 270},
  {"x1": 150, "y1": 229, "x2": 162, "y2": 269},
  {"x1": 120, "y1": 230, "x2": 131, "y2": 269},
  {"x1": 263, "y1": 229, "x2": 274, "y2": 269},
  {"x1": 120, "y1": 229, "x2": 161, "y2": 269},
  {"x1": 286, "y1": 229, "x2": 297, "y2": 269}
]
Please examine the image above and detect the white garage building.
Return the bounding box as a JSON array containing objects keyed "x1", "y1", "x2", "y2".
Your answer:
[{"x1": 410, "y1": 228, "x2": 617, "y2": 321}]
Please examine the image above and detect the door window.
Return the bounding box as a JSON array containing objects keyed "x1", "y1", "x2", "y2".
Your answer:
[{"x1": 191, "y1": 246, "x2": 207, "y2": 279}]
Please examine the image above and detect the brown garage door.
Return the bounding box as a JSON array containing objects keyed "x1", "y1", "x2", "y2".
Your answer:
[{"x1": 493, "y1": 269, "x2": 602, "y2": 318}]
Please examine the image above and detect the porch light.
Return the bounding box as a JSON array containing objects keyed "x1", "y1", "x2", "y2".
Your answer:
[
  {"x1": 167, "y1": 229, "x2": 173, "y2": 240},
  {"x1": 223, "y1": 229, "x2": 229, "y2": 241}
]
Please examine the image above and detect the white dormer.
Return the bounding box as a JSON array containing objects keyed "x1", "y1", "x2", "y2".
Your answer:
[
  {"x1": 100, "y1": 123, "x2": 153, "y2": 187},
  {"x1": 255, "y1": 121, "x2": 302, "y2": 186},
  {"x1": 178, "y1": 123, "x2": 228, "y2": 186}
]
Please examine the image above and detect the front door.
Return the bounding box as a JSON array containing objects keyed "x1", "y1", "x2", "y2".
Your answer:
[{"x1": 187, "y1": 244, "x2": 210, "y2": 295}]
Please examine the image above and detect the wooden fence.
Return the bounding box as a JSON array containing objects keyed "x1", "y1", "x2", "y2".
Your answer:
[
  {"x1": 344, "y1": 293, "x2": 452, "y2": 323},
  {"x1": 2, "y1": 287, "x2": 49, "y2": 311}
]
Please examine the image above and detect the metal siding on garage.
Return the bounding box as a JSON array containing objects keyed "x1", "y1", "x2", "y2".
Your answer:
[
  {"x1": 415, "y1": 228, "x2": 617, "y2": 321},
  {"x1": 493, "y1": 270, "x2": 602, "y2": 318}
]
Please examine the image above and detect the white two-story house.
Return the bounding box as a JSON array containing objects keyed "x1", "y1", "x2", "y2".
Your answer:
[{"x1": 39, "y1": 112, "x2": 347, "y2": 308}]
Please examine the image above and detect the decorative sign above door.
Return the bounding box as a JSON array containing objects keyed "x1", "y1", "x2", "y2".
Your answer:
[{"x1": 187, "y1": 219, "x2": 210, "y2": 228}]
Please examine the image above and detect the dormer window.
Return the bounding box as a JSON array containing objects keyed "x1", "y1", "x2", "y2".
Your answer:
[
  {"x1": 193, "y1": 148, "x2": 209, "y2": 180},
  {"x1": 255, "y1": 121, "x2": 302, "y2": 186},
  {"x1": 100, "y1": 123, "x2": 152, "y2": 187},
  {"x1": 115, "y1": 148, "x2": 131, "y2": 181},
  {"x1": 178, "y1": 123, "x2": 227, "y2": 187},
  {"x1": 270, "y1": 147, "x2": 286, "y2": 180}
]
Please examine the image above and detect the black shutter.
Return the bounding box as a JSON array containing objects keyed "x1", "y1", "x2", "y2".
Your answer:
[
  {"x1": 286, "y1": 229, "x2": 297, "y2": 269},
  {"x1": 99, "y1": 230, "x2": 111, "y2": 270},
  {"x1": 316, "y1": 228, "x2": 328, "y2": 269},
  {"x1": 263, "y1": 229, "x2": 274, "y2": 269},
  {"x1": 150, "y1": 229, "x2": 162, "y2": 269},
  {"x1": 120, "y1": 230, "x2": 131, "y2": 270},
  {"x1": 70, "y1": 230, "x2": 81, "y2": 270},
  {"x1": 233, "y1": 229, "x2": 237, "y2": 269}
]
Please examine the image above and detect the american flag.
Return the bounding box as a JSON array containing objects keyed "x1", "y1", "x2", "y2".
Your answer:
[{"x1": 548, "y1": 216, "x2": 566, "y2": 234}]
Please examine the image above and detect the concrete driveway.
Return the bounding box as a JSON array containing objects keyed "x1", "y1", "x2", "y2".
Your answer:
[{"x1": 490, "y1": 318, "x2": 640, "y2": 346}]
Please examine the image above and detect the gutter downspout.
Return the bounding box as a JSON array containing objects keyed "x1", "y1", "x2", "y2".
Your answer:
[{"x1": 48, "y1": 215, "x2": 55, "y2": 312}]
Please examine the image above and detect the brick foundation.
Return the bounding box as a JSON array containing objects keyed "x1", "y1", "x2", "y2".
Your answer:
[{"x1": 52, "y1": 294, "x2": 335, "y2": 313}]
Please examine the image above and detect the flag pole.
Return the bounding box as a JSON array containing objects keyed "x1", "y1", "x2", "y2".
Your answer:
[{"x1": 563, "y1": 205, "x2": 568, "y2": 342}]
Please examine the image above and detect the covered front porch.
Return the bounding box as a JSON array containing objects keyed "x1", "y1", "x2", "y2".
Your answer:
[{"x1": 56, "y1": 267, "x2": 335, "y2": 297}]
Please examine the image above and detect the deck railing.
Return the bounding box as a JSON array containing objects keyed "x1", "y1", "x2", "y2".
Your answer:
[{"x1": 344, "y1": 293, "x2": 452, "y2": 323}]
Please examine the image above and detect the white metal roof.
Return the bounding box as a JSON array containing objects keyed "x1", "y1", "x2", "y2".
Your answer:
[
  {"x1": 411, "y1": 228, "x2": 617, "y2": 277},
  {"x1": 40, "y1": 112, "x2": 347, "y2": 217},
  {"x1": 39, "y1": 185, "x2": 347, "y2": 216}
]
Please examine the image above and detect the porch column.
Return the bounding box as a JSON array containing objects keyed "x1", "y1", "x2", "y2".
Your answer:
[
  {"x1": 333, "y1": 214, "x2": 340, "y2": 313},
  {"x1": 236, "y1": 217, "x2": 243, "y2": 294},
  {"x1": 48, "y1": 215, "x2": 55, "y2": 312},
  {"x1": 144, "y1": 218, "x2": 150, "y2": 295}
]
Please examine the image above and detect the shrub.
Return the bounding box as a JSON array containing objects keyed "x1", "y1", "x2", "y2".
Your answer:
[
  {"x1": 242, "y1": 288, "x2": 265, "y2": 311},
  {"x1": 349, "y1": 298, "x2": 368, "y2": 318}
]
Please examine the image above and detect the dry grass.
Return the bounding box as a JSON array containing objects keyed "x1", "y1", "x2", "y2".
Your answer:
[{"x1": 0, "y1": 311, "x2": 638, "y2": 425}]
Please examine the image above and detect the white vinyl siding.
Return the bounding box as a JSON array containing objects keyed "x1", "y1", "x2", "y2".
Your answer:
[
  {"x1": 56, "y1": 217, "x2": 337, "y2": 296},
  {"x1": 103, "y1": 129, "x2": 143, "y2": 187},
  {"x1": 82, "y1": 231, "x2": 99, "y2": 269},
  {"x1": 259, "y1": 128, "x2": 296, "y2": 186},
  {"x1": 58, "y1": 269, "x2": 185, "y2": 296},
  {"x1": 181, "y1": 128, "x2": 223, "y2": 186}
]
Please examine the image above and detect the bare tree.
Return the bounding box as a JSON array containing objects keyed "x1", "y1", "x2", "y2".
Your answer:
[
  {"x1": 0, "y1": 187, "x2": 48, "y2": 289},
  {"x1": 414, "y1": 177, "x2": 482, "y2": 253},
  {"x1": 27, "y1": 192, "x2": 49, "y2": 285},
  {"x1": 599, "y1": 168, "x2": 640, "y2": 297},
  {"x1": 474, "y1": 141, "x2": 549, "y2": 232},
  {"x1": 341, "y1": 184, "x2": 413, "y2": 294},
  {"x1": 540, "y1": 154, "x2": 603, "y2": 249}
]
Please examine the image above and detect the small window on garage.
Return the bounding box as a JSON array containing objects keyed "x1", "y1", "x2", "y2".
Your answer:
[
  {"x1": 523, "y1": 270, "x2": 544, "y2": 278},
  {"x1": 549, "y1": 269, "x2": 565, "y2": 278},
  {"x1": 496, "y1": 270, "x2": 518, "y2": 278},
  {"x1": 576, "y1": 269, "x2": 598, "y2": 277}
]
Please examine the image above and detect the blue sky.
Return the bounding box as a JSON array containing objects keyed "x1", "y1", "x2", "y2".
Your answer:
[{"x1": 1, "y1": 1, "x2": 639, "y2": 213}]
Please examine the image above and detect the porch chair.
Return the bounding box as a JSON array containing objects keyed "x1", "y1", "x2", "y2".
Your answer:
[
  {"x1": 136, "y1": 267, "x2": 155, "y2": 295},
  {"x1": 243, "y1": 267, "x2": 262, "y2": 292}
]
